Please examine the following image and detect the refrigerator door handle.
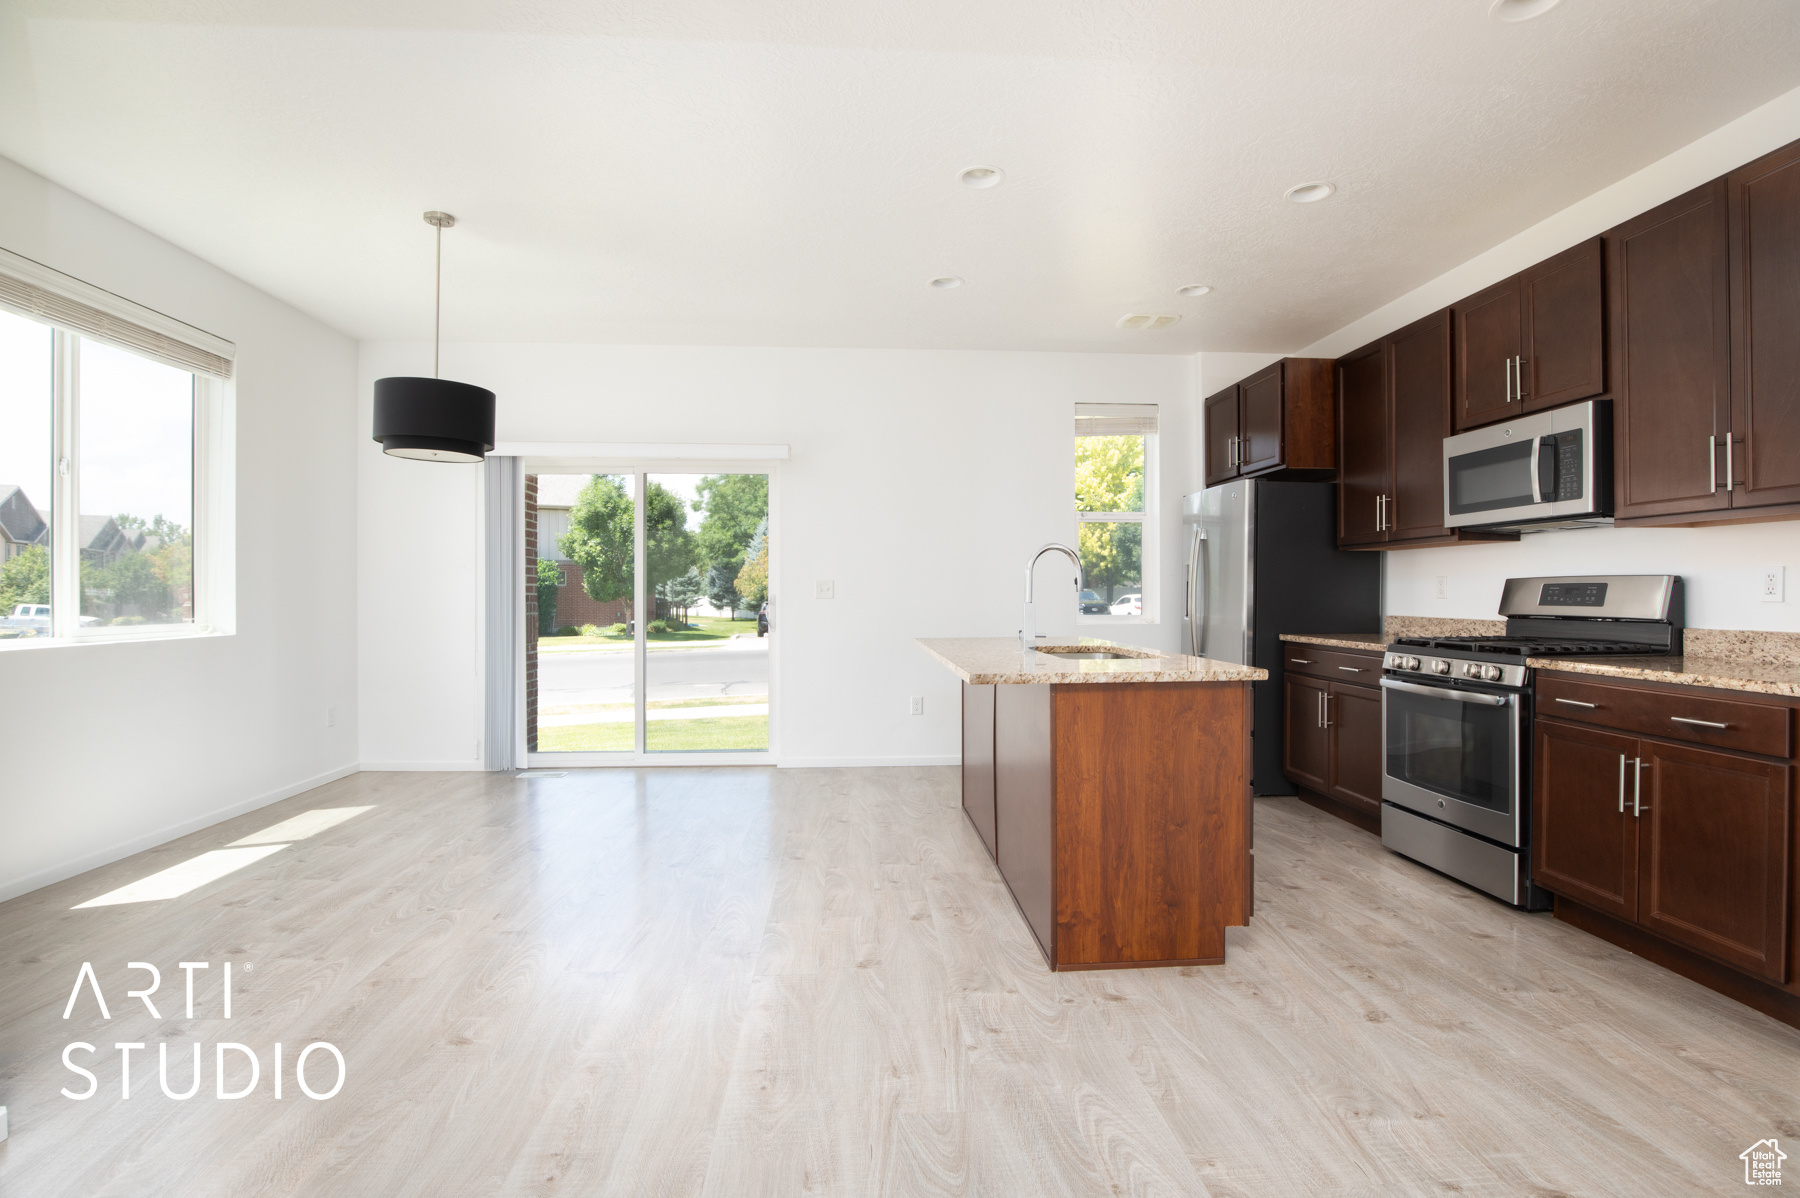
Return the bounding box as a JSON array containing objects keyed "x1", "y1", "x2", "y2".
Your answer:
[{"x1": 1191, "y1": 529, "x2": 1209, "y2": 656}]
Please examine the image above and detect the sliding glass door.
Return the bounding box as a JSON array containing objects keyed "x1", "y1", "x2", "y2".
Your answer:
[{"x1": 525, "y1": 467, "x2": 771, "y2": 762}]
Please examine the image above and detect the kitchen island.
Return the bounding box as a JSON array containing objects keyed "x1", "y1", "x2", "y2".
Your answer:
[{"x1": 917, "y1": 637, "x2": 1266, "y2": 970}]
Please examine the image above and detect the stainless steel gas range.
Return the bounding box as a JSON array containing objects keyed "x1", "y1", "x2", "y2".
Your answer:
[{"x1": 1378, "y1": 575, "x2": 1684, "y2": 908}]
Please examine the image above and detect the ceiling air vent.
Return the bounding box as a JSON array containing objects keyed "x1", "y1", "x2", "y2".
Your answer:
[{"x1": 1117, "y1": 313, "x2": 1181, "y2": 330}]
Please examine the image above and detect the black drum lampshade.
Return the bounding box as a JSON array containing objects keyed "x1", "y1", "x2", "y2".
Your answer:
[{"x1": 372, "y1": 376, "x2": 496, "y2": 463}]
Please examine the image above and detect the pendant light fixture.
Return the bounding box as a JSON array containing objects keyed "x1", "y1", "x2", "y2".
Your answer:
[{"x1": 371, "y1": 210, "x2": 496, "y2": 463}]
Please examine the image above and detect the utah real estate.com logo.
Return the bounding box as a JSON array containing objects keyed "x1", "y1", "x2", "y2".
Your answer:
[
  {"x1": 1742, "y1": 1138, "x2": 1786, "y2": 1187},
  {"x1": 61, "y1": 961, "x2": 345, "y2": 1101}
]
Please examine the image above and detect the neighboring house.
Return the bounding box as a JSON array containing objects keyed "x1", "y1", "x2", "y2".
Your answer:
[
  {"x1": 0, "y1": 485, "x2": 47, "y2": 560},
  {"x1": 534, "y1": 497, "x2": 630, "y2": 630},
  {"x1": 80, "y1": 514, "x2": 134, "y2": 567}
]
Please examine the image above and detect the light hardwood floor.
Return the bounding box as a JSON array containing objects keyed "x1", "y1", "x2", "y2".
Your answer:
[{"x1": 1, "y1": 766, "x2": 1795, "y2": 1196}]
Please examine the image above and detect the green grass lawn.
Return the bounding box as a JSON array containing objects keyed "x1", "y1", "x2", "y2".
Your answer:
[
  {"x1": 538, "y1": 617, "x2": 760, "y2": 652},
  {"x1": 537, "y1": 715, "x2": 769, "y2": 752},
  {"x1": 541, "y1": 694, "x2": 766, "y2": 717}
]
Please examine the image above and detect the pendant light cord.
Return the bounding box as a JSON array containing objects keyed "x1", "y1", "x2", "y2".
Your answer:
[{"x1": 433, "y1": 220, "x2": 442, "y2": 379}]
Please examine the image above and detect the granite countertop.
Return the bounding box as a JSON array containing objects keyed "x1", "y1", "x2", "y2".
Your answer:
[
  {"x1": 1278, "y1": 626, "x2": 1800, "y2": 699},
  {"x1": 917, "y1": 637, "x2": 1267, "y2": 686}
]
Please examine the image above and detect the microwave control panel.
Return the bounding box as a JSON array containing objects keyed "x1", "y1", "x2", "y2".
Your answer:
[{"x1": 1539, "y1": 430, "x2": 1584, "y2": 501}]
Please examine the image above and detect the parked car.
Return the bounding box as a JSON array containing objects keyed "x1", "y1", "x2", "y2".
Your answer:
[
  {"x1": 1110, "y1": 593, "x2": 1142, "y2": 616},
  {"x1": 757, "y1": 602, "x2": 769, "y2": 636},
  {"x1": 1078, "y1": 590, "x2": 1110, "y2": 615}
]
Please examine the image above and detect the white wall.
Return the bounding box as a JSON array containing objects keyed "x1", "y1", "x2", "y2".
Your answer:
[
  {"x1": 357, "y1": 343, "x2": 1198, "y2": 768},
  {"x1": 1207, "y1": 84, "x2": 1800, "y2": 634},
  {"x1": 0, "y1": 156, "x2": 360, "y2": 902}
]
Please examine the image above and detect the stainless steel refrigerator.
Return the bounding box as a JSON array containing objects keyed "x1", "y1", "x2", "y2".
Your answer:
[{"x1": 1183, "y1": 479, "x2": 1381, "y2": 795}]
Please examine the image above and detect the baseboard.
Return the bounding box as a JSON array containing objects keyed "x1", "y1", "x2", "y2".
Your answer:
[
  {"x1": 0, "y1": 762, "x2": 361, "y2": 904},
  {"x1": 1291, "y1": 786, "x2": 1382, "y2": 836},
  {"x1": 359, "y1": 760, "x2": 489, "y2": 772},
  {"x1": 777, "y1": 756, "x2": 961, "y2": 768}
]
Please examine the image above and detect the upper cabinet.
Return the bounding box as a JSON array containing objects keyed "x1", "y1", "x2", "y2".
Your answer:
[
  {"x1": 1203, "y1": 358, "x2": 1334, "y2": 487},
  {"x1": 1610, "y1": 138, "x2": 1800, "y2": 525},
  {"x1": 1452, "y1": 237, "x2": 1607, "y2": 431},
  {"x1": 1334, "y1": 310, "x2": 1517, "y2": 550}
]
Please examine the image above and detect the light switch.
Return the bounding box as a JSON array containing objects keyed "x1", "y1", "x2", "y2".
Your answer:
[{"x1": 815, "y1": 580, "x2": 835, "y2": 599}]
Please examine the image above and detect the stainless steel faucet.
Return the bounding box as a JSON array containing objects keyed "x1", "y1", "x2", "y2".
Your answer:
[{"x1": 1020, "y1": 542, "x2": 1084, "y2": 650}]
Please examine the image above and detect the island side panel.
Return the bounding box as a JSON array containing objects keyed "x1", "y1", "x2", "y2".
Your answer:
[
  {"x1": 962, "y1": 681, "x2": 998, "y2": 860},
  {"x1": 1052, "y1": 681, "x2": 1250, "y2": 968},
  {"x1": 995, "y1": 682, "x2": 1056, "y2": 966}
]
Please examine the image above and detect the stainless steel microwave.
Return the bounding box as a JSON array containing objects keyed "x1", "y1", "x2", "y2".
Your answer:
[{"x1": 1442, "y1": 400, "x2": 1612, "y2": 531}]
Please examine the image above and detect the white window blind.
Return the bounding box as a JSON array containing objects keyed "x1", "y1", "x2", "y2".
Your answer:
[
  {"x1": 1074, "y1": 403, "x2": 1158, "y2": 437},
  {"x1": 0, "y1": 246, "x2": 235, "y2": 379}
]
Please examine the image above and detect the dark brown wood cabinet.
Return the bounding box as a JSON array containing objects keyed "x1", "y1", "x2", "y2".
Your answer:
[
  {"x1": 961, "y1": 683, "x2": 998, "y2": 859},
  {"x1": 1452, "y1": 237, "x2": 1606, "y2": 431},
  {"x1": 1335, "y1": 311, "x2": 1515, "y2": 550},
  {"x1": 1204, "y1": 358, "x2": 1334, "y2": 486},
  {"x1": 1282, "y1": 646, "x2": 1384, "y2": 823},
  {"x1": 1534, "y1": 676, "x2": 1795, "y2": 989},
  {"x1": 1729, "y1": 138, "x2": 1800, "y2": 512}
]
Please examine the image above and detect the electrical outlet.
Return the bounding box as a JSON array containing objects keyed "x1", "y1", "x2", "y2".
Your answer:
[
  {"x1": 909, "y1": 696, "x2": 924, "y2": 716},
  {"x1": 1435, "y1": 576, "x2": 1449, "y2": 600},
  {"x1": 815, "y1": 580, "x2": 835, "y2": 599},
  {"x1": 326, "y1": 705, "x2": 336, "y2": 728},
  {"x1": 1759, "y1": 565, "x2": 1785, "y2": 603}
]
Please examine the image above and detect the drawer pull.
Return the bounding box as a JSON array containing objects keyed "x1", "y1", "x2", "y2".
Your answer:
[
  {"x1": 1554, "y1": 698, "x2": 1597, "y2": 709},
  {"x1": 1337, "y1": 666, "x2": 1365, "y2": 673},
  {"x1": 1289, "y1": 658, "x2": 1315, "y2": 665},
  {"x1": 1670, "y1": 716, "x2": 1729, "y2": 730}
]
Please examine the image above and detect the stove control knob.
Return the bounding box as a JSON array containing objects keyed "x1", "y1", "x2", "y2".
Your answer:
[
  {"x1": 1401, "y1": 655, "x2": 1421, "y2": 671},
  {"x1": 1430, "y1": 659, "x2": 1451, "y2": 675},
  {"x1": 1462, "y1": 663, "x2": 1480, "y2": 678},
  {"x1": 1481, "y1": 664, "x2": 1503, "y2": 682}
]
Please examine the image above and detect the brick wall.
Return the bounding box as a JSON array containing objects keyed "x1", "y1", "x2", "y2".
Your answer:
[
  {"x1": 543, "y1": 564, "x2": 631, "y2": 631},
  {"x1": 525, "y1": 474, "x2": 538, "y2": 753}
]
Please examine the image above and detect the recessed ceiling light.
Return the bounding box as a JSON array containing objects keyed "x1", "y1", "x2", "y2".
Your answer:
[
  {"x1": 959, "y1": 165, "x2": 1004, "y2": 189},
  {"x1": 1117, "y1": 314, "x2": 1181, "y2": 331},
  {"x1": 1283, "y1": 181, "x2": 1336, "y2": 204},
  {"x1": 1488, "y1": 0, "x2": 1563, "y2": 21},
  {"x1": 930, "y1": 276, "x2": 964, "y2": 289},
  {"x1": 1176, "y1": 284, "x2": 1213, "y2": 298}
]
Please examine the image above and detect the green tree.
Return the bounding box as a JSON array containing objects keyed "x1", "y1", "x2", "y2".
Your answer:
[
  {"x1": 99, "y1": 551, "x2": 171, "y2": 619},
  {"x1": 0, "y1": 543, "x2": 50, "y2": 612},
  {"x1": 536, "y1": 557, "x2": 562, "y2": 636},
  {"x1": 735, "y1": 518, "x2": 769, "y2": 606},
  {"x1": 692, "y1": 475, "x2": 768, "y2": 609},
  {"x1": 560, "y1": 475, "x2": 694, "y2": 621},
  {"x1": 1074, "y1": 435, "x2": 1145, "y2": 602},
  {"x1": 657, "y1": 567, "x2": 704, "y2": 626}
]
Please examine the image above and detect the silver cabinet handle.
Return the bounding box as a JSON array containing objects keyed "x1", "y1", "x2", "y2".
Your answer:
[
  {"x1": 1504, "y1": 356, "x2": 1513, "y2": 403},
  {"x1": 1618, "y1": 754, "x2": 1627, "y2": 814},
  {"x1": 1709, "y1": 434, "x2": 1718, "y2": 493},
  {"x1": 1515, "y1": 355, "x2": 1527, "y2": 400},
  {"x1": 1337, "y1": 666, "x2": 1365, "y2": 672},
  {"x1": 1289, "y1": 658, "x2": 1314, "y2": 665},
  {"x1": 1316, "y1": 689, "x2": 1325, "y2": 729},
  {"x1": 1633, "y1": 758, "x2": 1645, "y2": 817},
  {"x1": 1322, "y1": 692, "x2": 1332, "y2": 728},
  {"x1": 1670, "y1": 715, "x2": 1729, "y2": 730},
  {"x1": 1554, "y1": 697, "x2": 1597, "y2": 708},
  {"x1": 1725, "y1": 436, "x2": 1734, "y2": 491}
]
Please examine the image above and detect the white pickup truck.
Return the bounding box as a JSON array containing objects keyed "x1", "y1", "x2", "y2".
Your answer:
[{"x1": 1, "y1": 603, "x2": 51, "y2": 637}]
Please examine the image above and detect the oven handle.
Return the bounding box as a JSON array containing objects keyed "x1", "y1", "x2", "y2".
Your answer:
[{"x1": 1380, "y1": 677, "x2": 1512, "y2": 706}]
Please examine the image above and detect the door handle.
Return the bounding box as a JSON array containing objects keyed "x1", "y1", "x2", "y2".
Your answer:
[
  {"x1": 1669, "y1": 715, "x2": 1729, "y2": 730},
  {"x1": 1633, "y1": 758, "x2": 1646, "y2": 817},
  {"x1": 1618, "y1": 754, "x2": 1627, "y2": 814},
  {"x1": 1504, "y1": 356, "x2": 1513, "y2": 404},
  {"x1": 1515, "y1": 355, "x2": 1527, "y2": 400},
  {"x1": 1337, "y1": 666, "x2": 1365, "y2": 673},
  {"x1": 1289, "y1": 658, "x2": 1314, "y2": 665},
  {"x1": 1379, "y1": 678, "x2": 1511, "y2": 705},
  {"x1": 1554, "y1": 697, "x2": 1597, "y2": 709},
  {"x1": 1316, "y1": 689, "x2": 1325, "y2": 729},
  {"x1": 1322, "y1": 692, "x2": 1332, "y2": 729},
  {"x1": 1709, "y1": 435, "x2": 1718, "y2": 493},
  {"x1": 1725, "y1": 436, "x2": 1736, "y2": 491}
]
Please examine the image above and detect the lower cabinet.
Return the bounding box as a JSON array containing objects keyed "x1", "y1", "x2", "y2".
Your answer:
[
  {"x1": 1535, "y1": 715, "x2": 1791, "y2": 982},
  {"x1": 1282, "y1": 648, "x2": 1384, "y2": 820}
]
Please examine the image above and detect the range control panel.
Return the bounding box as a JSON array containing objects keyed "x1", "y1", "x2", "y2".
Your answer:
[{"x1": 1383, "y1": 652, "x2": 1528, "y2": 690}]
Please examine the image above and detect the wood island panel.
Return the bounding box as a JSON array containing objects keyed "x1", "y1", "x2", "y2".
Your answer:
[
  {"x1": 961, "y1": 682, "x2": 997, "y2": 860},
  {"x1": 1051, "y1": 682, "x2": 1249, "y2": 969},
  {"x1": 995, "y1": 682, "x2": 1056, "y2": 962}
]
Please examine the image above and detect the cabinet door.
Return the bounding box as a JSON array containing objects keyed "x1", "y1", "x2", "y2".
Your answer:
[
  {"x1": 1237, "y1": 363, "x2": 1283, "y2": 475},
  {"x1": 1282, "y1": 675, "x2": 1329, "y2": 794},
  {"x1": 1326, "y1": 681, "x2": 1383, "y2": 816},
  {"x1": 1453, "y1": 277, "x2": 1522, "y2": 430},
  {"x1": 1532, "y1": 719, "x2": 1638, "y2": 919},
  {"x1": 1729, "y1": 139, "x2": 1800, "y2": 510},
  {"x1": 1608, "y1": 181, "x2": 1732, "y2": 520},
  {"x1": 1335, "y1": 342, "x2": 1388, "y2": 546},
  {"x1": 1521, "y1": 237, "x2": 1606, "y2": 412},
  {"x1": 962, "y1": 682, "x2": 997, "y2": 860},
  {"x1": 1637, "y1": 741, "x2": 1789, "y2": 982},
  {"x1": 995, "y1": 683, "x2": 1056, "y2": 963},
  {"x1": 1387, "y1": 309, "x2": 1454, "y2": 542},
  {"x1": 1203, "y1": 385, "x2": 1241, "y2": 486}
]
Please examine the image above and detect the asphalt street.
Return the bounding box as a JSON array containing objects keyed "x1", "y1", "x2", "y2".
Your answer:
[{"x1": 538, "y1": 639, "x2": 770, "y2": 708}]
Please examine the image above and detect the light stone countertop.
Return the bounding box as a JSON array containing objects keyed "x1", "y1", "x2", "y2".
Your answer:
[
  {"x1": 1279, "y1": 627, "x2": 1800, "y2": 698},
  {"x1": 916, "y1": 637, "x2": 1267, "y2": 686}
]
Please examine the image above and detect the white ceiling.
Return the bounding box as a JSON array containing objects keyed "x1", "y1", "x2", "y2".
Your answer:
[{"x1": 2, "y1": 1, "x2": 1797, "y2": 353}]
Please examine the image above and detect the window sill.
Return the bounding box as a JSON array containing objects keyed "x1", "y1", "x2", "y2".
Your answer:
[{"x1": 0, "y1": 626, "x2": 230, "y2": 653}]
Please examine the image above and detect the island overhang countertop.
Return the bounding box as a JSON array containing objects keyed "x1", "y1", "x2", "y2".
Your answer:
[{"x1": 916, "y1": 637, "x2": 1267, "y2": 686}]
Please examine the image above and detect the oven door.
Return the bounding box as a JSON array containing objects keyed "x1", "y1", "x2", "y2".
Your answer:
[{"x1": 1381, "y1": 677, "x2": 1522, "y2": 846}]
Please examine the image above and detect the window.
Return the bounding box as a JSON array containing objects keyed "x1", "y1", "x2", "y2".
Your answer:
[
  {"x1": 1074, "y1": 403, "x2": 1156, "y2": 622},
  {"x1": 0, "y1": 254, "x2": 232, "y2": 645}
]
